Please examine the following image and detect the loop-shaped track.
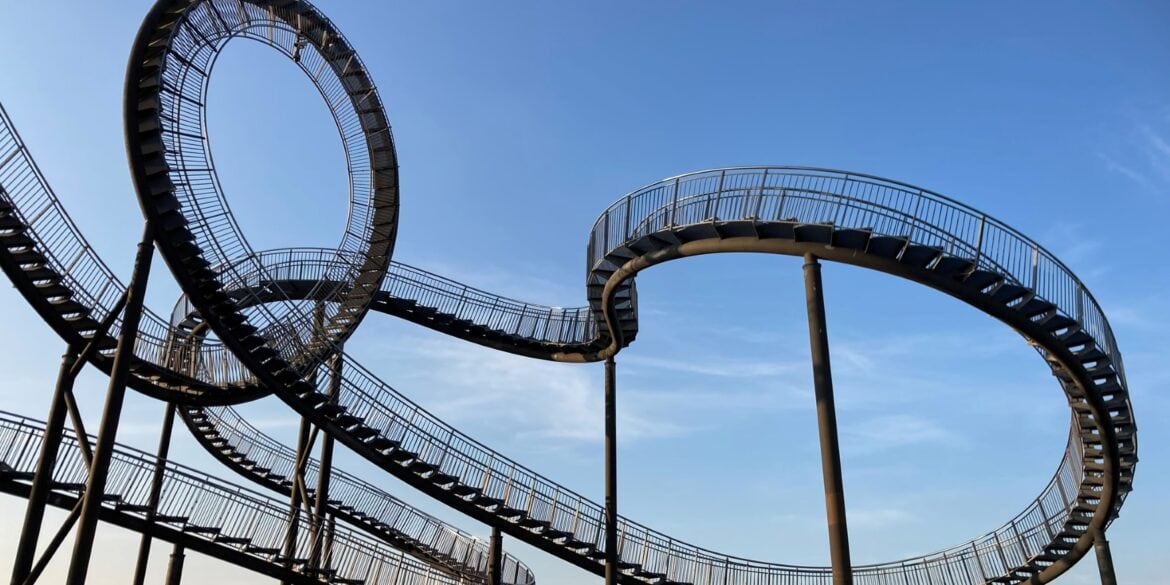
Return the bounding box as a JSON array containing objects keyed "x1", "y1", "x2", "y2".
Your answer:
[
  {"x1": 0, "y1": 0, "x2": 1136, "y2": 583},
  {"x1": 126, "y1": 0, "x2": 398, "y2": 382}
]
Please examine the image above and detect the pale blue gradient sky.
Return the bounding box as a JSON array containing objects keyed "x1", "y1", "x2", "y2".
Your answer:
[{"x1": 0, "y1": 2, "x2": 1168, "y2": 584}]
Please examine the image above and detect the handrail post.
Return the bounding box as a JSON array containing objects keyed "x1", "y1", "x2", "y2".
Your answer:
[
  {"x1": 65, "y1": 223, "x2": 154, "y2": 585},
  {"x1": 669, "y1": 178, "x2": 680, "y2": 226},
  {"x1": 802, "y1": 254, "x2": 853, "y2": 585},
  {"x1": 974, "y1": 214, "x2": 985, "y2": 266},
  {"x1": 131, "y1": 401, "x2": 179, "y2": 585},
  {"x1": 604, "y1": 356, "x2": 619, "y2": 585}
]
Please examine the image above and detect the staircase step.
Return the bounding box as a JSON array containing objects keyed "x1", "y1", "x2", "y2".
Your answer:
[
  {"x1": 182, "y1": 525, "x2": 221, "y2": 535},
  {"x1": 899, "y1": 245, "x2": 943, "y2": 267}
]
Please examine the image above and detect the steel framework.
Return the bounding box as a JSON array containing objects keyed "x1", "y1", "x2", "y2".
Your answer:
[{"x1": 0, "y1": 0, "x2": 1136, "y2": 584}]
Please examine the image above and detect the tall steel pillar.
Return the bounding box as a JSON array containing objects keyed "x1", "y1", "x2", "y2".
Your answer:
[
  {"x1": 11, "y1": 291, "x2": 127, "y2": 585},
  {"x1": 802, "y1": 254, "x2": 853, "y2": 585},
  {"x1": 309, "y1": 350, "x2": 341, "y2": 571},
  {"x1": 10, "y1": 349, "x2": 80, "y2": 585},
  {"x1": 604, "y1": 356, "x2": 619, "y2": 585},
  {"x1": 130, "y1": 402, "x2": 178, "y2": 585},
  {"x1": 1093, "y1": 527, "x2": 1117, "y2": 585},
  {"x1": 163, "y1": 545, "x2": 185, "y2": 585},
  {"x1": 486, "y1": 527, "x2": 503, "y2": 585},
  {"x1": 282, "y1": 416, "x2": 313, "y2": 582},
  {"x1": 65, "y1": 225, "x2": 155, "y2": 585}
]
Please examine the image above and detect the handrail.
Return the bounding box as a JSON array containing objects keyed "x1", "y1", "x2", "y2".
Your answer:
[{"x1": 0, "y1": 410, "x2": 537, "y2": 585}]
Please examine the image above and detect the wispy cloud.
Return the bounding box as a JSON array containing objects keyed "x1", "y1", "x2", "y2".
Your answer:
[
  {"x1": 623, "y1": 354, "x2": 802, "y2": 378},
  {"x1": 843, "y1": 414, "x2": 965, "y2": 455},
  {"x1": 376, "y1": 334, "x2": 685, "y2": 445},
  {"x1": 1099, "y1": 111, "x2": 1170, "y2": 194}
]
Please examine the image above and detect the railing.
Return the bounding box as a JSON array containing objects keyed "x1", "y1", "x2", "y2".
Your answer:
[
  {"x1": 587, "y1": 167, "x2": 1125, "y2": 387},
  {"x1": 383, "y1": 262, "x2": 595, "y2": 345},
  {"x1": 0, "y1": 104, "x2": 256, "y2": 394},
  {"x1": 168, "y1": 248, "x2": 597, "y2": 349},
  {"x1": 152, "y1": 0, "x2": 396, "y2": 369},
  {"x1": 322, "y1": 337, "x2": 1085, "y2": 583},
  {"x1": 190, "y1": 405, "x2": 535, "y2": 585},
  {"x1": 0, "y1": 410, "x2": 508, "y2": 585}
]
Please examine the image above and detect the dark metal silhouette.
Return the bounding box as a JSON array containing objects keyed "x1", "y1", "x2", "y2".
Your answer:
[
  {"x1": 132, "y1": 402, "x2": 179, "y2": 585},
  {"x1": 66, "y1": 225, "x2": 154, "y2": 585},
  {"x1": 605, "y1": 356, "x2": 619, "y2": 585},
  {"x1": 803, "y1": 254, "x2": 853, "y2": 585},
  {"x1": 0, "y1": 0, "x2": 1138, "y2": 583}
]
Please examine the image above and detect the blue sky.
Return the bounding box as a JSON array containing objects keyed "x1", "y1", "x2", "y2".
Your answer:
[{"x1": 1, "y1": 1, "x2": 1168, "y2": 583}]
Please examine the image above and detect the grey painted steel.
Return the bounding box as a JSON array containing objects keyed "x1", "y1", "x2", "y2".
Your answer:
[{"x1": 803, "y1": 255, "x2": 853, "y2": 585}]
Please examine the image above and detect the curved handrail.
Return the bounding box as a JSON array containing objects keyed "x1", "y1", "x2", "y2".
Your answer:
[
  {"x1": 186, "y1": 404, "x2": 536, "y2": 584},
  {"x1": 0, "y1": 410, "x2": 538, "y2": 585},
  {"x1": 1, "y1": 106, "x2": 535, "y2": 583}
]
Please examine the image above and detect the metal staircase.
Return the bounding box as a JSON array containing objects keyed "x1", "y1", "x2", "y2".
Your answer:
[
  {"x1": 0, "y1": 410, "x2": 526, "y2": 585},
  {"x1": 0, "y1": 0, "x2": 1136, "y2": 581}
]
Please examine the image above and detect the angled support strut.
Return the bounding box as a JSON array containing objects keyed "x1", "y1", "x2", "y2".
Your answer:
[
  {"x1": 604, "y1": 356, "x2": 618, "y2": 585},
  {"x1": 64, "y1": 224, "x2": 155, "y2": 585},
  {"x1": 803, "y1": 254, "x2": 853, "y2": 585}
]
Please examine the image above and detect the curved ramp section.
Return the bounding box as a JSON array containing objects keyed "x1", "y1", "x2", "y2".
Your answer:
[
  {"x1": 0, "y1": 104, "x2": 264, "y2": 405},
  {"x1": 182, "y1": 404, "x2": 535, "y2": 584},
  {"x1": 126, "y1": 0, "x2": 398, "y2": 389},
  {"x1": 0, "y1": 106, "x2": 532, "y2": 585},
  {"x1": 155, "y1": 172, "x2": 1133, "y2": 584},
  {"x1": 0, "y1": 410, "x2": 533, "y2": 585}
]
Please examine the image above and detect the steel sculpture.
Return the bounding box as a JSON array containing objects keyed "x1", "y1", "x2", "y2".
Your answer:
[{"x1": 0, "y1": 0, "x2": 1136, "y2": 584}]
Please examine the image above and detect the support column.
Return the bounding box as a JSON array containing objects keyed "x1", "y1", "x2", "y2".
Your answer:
[
  {"x1": 65, "y1": 225, "x2": 155, "y2": 585},
  {"x1": 130, "y1": 402, "x2": 178, "y2": 585},
  {"x1": 486, "y1": 527, "x2": 503, "y2": 585},
  {"x1": 802, "y1": 254, "x2": 853, "y2": 585},
  {"x1": 282, "y1": 417, "x2": 312, "y2": 582},
  {"x1": 163, "y1": 544, "x2": 185, "y2": 585},
  {"x1": 11, "y1": 349, "x2": 79, "y2": 585},
  {"x1": 604, "y1": 356, "x2": 618, "y2": 585},
  {"x1": 1093, "y1": 527, "x2": 1117, "y2": 585},
  {"x1": 309, "y1": 350, "x2": 340, "y2": 571}
]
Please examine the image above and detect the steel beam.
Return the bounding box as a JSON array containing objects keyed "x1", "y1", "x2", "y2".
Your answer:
[
  {"x1": 1093, "y1": 527, "x2": 1117, "y2": 585},
  {"x1": 131, "y1": 402, "x2": 178, "y2": 585},
  {"x1": 802, "y1": 253, "x2": 853, "y2": 585},
  {"x1": 163, "y1": 544, "x2": 185, "y2": 585},
  {"x1": 309, "y1": 350, "x2": 340, "y2": 571},
  {"x1": 65, "y1": 225, "x2": 155, "y2": 585},
  {"x1": 604, "y1": 356, "x2": 618, "y2": 585},
  {"x1": 11, "y1": 350, "x2": 79, "y2": 585},
  {"x1": 282, "y1": 415, "x2": 313, "y2": 583},
  {"x1": 11, "y1": 289, "x2": 130, "y2": 585},
  {"x1": 487, "y1": 527, "x2": 503, "y2": 585}
]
